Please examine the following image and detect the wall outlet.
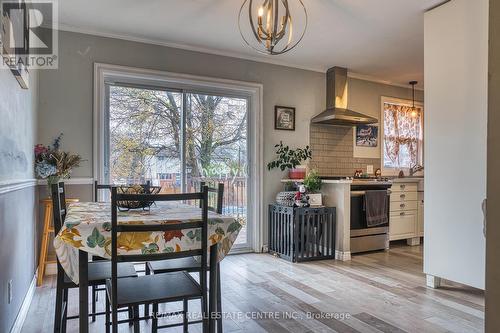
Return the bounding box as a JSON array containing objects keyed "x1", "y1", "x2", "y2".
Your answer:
[
  {"x1": 367, "y1": 165, "x2": 374, "y2": 174},
  {"x1": 8, "y1": 280, "x2": 13, "y2": 304}
]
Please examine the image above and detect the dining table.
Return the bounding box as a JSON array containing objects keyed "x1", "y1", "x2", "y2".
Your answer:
[{"x1": 54, "y1": 200, "x2": 243, "y2": 333}]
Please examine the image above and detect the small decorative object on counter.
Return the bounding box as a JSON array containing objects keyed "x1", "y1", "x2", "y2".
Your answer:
[
  {"x1": 294, "y1": 185, "x2": 310, "y2": 207},
  {"x1": 398, "y1": 170, "x2": 405, "y2": 178},
  {"x1": 34, "y1": 134, "x2": 83, "y2": 194},
  {"x1": 375, "y1": 168, "x2": 382, "y2": 178},
  {"x1": 267, "y1": 141, "x2": 312, "y2": 179}
]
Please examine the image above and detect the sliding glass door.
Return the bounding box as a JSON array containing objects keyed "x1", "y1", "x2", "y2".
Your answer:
[{"x1": 105, "y1": 83, "x2": 250, "y2": 249}]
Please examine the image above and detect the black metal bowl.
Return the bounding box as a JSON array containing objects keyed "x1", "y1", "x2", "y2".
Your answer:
[{"x1": 116, "y1": 184, "x2": 162, "y2": 211}]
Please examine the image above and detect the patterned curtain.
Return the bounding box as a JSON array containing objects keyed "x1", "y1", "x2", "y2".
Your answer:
[{"x1": 384, "y1": 103, "x2": 422, "y2": 168}]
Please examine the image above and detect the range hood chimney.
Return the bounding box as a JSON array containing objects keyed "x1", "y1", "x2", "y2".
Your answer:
[{"x1": 311, "y1": 67, "x2": 378, "y2": 126}]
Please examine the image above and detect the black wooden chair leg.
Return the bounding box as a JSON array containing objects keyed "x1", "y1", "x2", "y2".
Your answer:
[
  {"x1": 54, "y1": 284, "x2": 63, "y2": 333},
  {"x1": 152, "y1": 303, "x2": 158, "y2": 333},
  {"x1": 91, "y1": 285, "x2": 97, "y2": 322},
  {"x1": 112, "y1": 303, "x2": 118, "y2": 333},
  {"x1": 105, "y1": 295, "x2": 110, "y2": 333},
  {"x1": 128, "y1": 307, "x2": 133, "y2": 326},
  {"x1": 61, "y1": 288, "x2": 68, "y2": 333},
  {"x1": 133, "y1": 305, "x2": 140, "y2": 333},
  {"x1": 183, "y1": 299, "x2": 188, "y2": 333},
  {"x1": 217, "y1": 266, "x2": 223, "y2": 333},
  {"x1": 202, "y1": 296, "x2": 209, "y2": 333},
  {"x1": 145, "y1": 264, "x2": 150, "y2": 320}
]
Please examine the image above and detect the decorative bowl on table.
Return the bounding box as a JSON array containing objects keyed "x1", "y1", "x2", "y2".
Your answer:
[
  {"x1": 116, "y1": 184, "x2": 161, "y2": 211},
  {"x1": 275, "y1": 191, "x2": 296, "y2": 207}
]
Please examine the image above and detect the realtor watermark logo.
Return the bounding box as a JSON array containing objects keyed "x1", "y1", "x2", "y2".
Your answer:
[{"x1": 0, "y1": 0, "x2": 58, "y2": 69}]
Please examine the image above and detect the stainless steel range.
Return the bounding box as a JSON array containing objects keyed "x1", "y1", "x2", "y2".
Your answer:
[{"x1": 321, "y1": 177, "x2": 393, "y2": 253}]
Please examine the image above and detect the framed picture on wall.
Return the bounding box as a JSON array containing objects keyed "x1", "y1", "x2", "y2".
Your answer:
[
  {"x1": 274, "y1": 106, "x2": 295, "y2": 131},
  {"x1": 356, "y1": 125, "x2": 378, "y2": 147},
  {"x1": 1, "y1": 0, "x2": 30, "y2": 89}
]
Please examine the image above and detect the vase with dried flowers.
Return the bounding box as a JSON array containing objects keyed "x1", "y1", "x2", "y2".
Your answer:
[{"x1": 34, "y1": 134, "x2": 83, "y2": 196}]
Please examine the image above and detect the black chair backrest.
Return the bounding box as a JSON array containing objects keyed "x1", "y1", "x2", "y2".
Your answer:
[
  {"x1": 199, "y1": 182, "x2": 224, "y2": 214},
  {"x1": 51, "y1": 182, "x2": 67, "y2": 234},
  {"x1": 109, "y1": 186, "x2": 209, "y2": 303},
  {"x1": 94, "y1": 180, "x2": 151, "y2": 202}
]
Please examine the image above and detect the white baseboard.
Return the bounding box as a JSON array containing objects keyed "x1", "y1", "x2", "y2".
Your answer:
[
  {"x1": 335, "y1": 250, "x2": 352, "y2": 261},
  {"x1": 9, "y1": 274, "x2": 36, "y2": 333},
  {"x1": 426, "y1": 274, "x2": 442, "y2": 289}
]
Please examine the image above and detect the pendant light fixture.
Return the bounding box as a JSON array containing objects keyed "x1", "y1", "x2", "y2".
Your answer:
[
  {"x1": 238, "y1": 0, "x2": 307, "y2": 55},
  {"x1": 409, "y1": 81, "x2": 418, "y2": 118}
]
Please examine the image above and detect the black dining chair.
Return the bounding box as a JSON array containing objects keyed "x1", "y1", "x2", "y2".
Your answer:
[
  {"x1": 51, "y1": 182, "x2": 138, "y2": 333},
  {"x1": 90, "y1": 180, "x2": 151, "y2": 322},
  {"x1": 105, "y1": 186, "x2": 210, "y2": 332},
  {"x1": 145, "y1": 182, "x2": 225, "y2": 332}
]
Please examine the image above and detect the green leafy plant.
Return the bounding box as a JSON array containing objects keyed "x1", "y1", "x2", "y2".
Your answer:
[
  {"x1": 283, "y1": 181, "x2": 296, "y2": 191},
  {"x1": 267, "y1": 141, "x2": 312, "y2": 171},
  {"x1": 303, "y1": 169, "x2": 322, "y2": 193}
]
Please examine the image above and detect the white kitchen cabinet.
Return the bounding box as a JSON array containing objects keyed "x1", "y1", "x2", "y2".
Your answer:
[
  {"x1": 389, "y1": 181, "x2": 420, "y2": 245},
  {"x1": 417, "y1": 192, "x2": 424, "y2": 237},
  {"x1": 390, "y1": 211, "x2": 417, "y2": 240}
]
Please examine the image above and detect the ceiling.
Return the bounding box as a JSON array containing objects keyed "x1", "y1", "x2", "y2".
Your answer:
[{"x1": 56, "y1": 0, "x2": 444, "y2": 86}]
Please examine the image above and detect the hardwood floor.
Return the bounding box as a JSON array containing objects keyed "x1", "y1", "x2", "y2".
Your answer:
[{"x1": 22, "y1": 243, "x2": 484, "y2": 333}]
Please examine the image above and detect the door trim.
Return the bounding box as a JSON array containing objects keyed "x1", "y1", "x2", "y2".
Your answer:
[{"x1": 94, "y1": 63, "x2": 264, "y2": 252}]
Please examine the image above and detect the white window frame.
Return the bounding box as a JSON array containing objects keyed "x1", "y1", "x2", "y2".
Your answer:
[
  {"x1": 380, "y1": 96, "x2": 424, "y2": 176},
  {"x1": 93, "y1": 63, "x2": 264, "y2": 253}
]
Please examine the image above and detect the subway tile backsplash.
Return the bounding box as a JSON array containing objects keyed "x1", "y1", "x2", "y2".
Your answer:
[{"x1": 310, "y1": 124, "x2": 380, "y2": 177}]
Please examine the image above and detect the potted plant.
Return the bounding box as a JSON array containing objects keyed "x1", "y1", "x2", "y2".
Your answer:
[
  {"x1": 35, "y1": 133, "x2": 83, "y2": 195},
  {"x1": 303, "y1": 169, "x2": 322, "y2": 206},
  {"x1": 267, "y1": 141, "x2": 312, "y2": 179}
]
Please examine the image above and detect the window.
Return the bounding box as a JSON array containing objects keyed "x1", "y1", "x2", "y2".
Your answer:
[
  {"x1": 106, "y1": 84, "x2": 249, "y2": 246},
  {"x1": 381, "y1": 97, "x2": 423, "y2": 173}
]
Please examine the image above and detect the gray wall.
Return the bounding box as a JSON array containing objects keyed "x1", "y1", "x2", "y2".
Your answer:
[
  {"x1": 486, "y1": 0, "x2": 500, "y2": 330},
  {"x1": 0, "y1": 67, "x2": 38, "y2": 332},
  {"x1": 38, "y1": 30, "x2": 420, "y2": 245}
]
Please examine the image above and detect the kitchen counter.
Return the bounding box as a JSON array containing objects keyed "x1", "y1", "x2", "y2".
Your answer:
[
  {"x1": 390, "y1": 177, "x2": 424, "y2": 183},
  {"x1": 277, "y1": 177, "x2": 424, "y2": 260},
  {"x1": 281, "y1": 179, "x2": 352, "y2": 184}
]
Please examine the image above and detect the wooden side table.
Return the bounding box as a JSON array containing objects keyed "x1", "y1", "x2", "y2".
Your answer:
[{"x1": 37, "y1": 198, "x2": 79, "y2": 286}]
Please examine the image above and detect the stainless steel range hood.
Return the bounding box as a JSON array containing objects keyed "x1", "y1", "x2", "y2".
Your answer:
[{"x1": 311, "y1": 67, "x2": 377, "y2": 126}]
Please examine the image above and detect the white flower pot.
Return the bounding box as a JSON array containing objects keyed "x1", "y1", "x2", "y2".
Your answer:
[{"x1": 308, "y1": 193, "x2": 323, "y2": 206}]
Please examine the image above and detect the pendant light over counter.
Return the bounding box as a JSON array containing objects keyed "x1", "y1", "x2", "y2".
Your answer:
[
  {"x1": 238, "y1": 0, "x2": 307, "y2": 55},
  {"x1": 409, "y1": 81, "x2": 418, "y2": 118}
]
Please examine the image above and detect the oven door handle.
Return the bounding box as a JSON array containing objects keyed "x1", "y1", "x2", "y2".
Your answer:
[{"x1": 351, "y1": 190, "x2": 392, "y2": 197}]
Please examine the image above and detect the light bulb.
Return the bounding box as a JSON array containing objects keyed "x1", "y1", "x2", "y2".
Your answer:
[{"x1": 258, "y1": 6, "x2": 264, "y2": 17}]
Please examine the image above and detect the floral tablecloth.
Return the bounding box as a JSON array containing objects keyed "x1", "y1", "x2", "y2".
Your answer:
[{"x1": 54, "y1": 201, "x2": 243, "y2": 284}]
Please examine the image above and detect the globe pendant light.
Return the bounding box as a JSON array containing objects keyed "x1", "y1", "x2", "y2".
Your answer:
[{"x1": 238, "y1": 0, "x2": 307, "y2": 55}]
